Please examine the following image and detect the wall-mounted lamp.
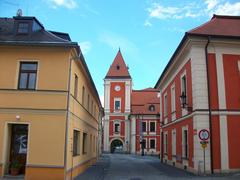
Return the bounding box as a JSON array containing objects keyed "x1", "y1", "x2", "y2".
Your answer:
[
  {"x1": 16, "y1": 115, "x2": 21, "y2": 121},
  {"x1": 179, "y1": 92, "x2": 192, "y2": 112}
]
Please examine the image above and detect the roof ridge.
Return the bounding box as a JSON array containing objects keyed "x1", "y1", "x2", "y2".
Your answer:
[{"x1": 212, "y1": 14, "x2": 240, "y2": 19}]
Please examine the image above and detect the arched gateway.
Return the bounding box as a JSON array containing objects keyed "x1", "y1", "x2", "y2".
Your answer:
[{"x1": 110, "y1": 139, "x2": 123, "y2": 153}]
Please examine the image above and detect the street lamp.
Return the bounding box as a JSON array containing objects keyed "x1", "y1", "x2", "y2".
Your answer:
[{"x1": 179, "y1": 92, "x2": 192, "y2": 112}]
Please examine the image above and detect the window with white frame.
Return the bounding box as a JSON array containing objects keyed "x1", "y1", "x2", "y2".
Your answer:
[
  {"x1": 172, "y1": 129, "x2": 176, "y2": 156},
  {"x1": 114, "y1": 98, "x2": 121, "y2": 111},
  {"x1": 164, "y1": 132, "x2": 168, "y2": 154},
  {"x1": 142, "y1": 121, "x2": 147, "y2": 132},
  {"x1": 181, "y1": 74, "x2": 187, "y2": 99},
  {"x1": 141, "y1": 139, "x2": 146, "y2": 149},
  {"x1": 149, "y1": 121, "x2": 156, "y2": 132},
  {"x1": 114, "y1": 122, "x2": 120, "y2": 134},
  {"x1": 150, "y1": 139, "x2": 156, "y2": 149},
  {"x1": 171, "y1": 85, "x2": 176, "y2": 113},
  {"x1": 164, "y1": 93, "x2": 168, "y2": 117},
  {"x1": 182, "y1": 128, "x2": 188, "y2": 159}
]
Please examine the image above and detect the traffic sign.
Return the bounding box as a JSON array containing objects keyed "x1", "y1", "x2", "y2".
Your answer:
[{"x1": 198, "y1": 129, "x2": 210, "y2": 141}]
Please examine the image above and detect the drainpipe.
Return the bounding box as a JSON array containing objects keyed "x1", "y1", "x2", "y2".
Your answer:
[{"x1": 205, "y1": 36, "x2": 214, "y2": 174}]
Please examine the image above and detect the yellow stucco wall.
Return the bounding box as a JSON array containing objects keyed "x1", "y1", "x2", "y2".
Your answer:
[
  {"x1": 65, "y1": 59, "x2": 100, "y2": 177},
  {"x1": 0, "y1": 45, "x2": 101, "y2": 179}
]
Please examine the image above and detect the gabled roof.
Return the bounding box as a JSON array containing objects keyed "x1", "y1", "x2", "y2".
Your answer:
[
  {"x1": 105, "y1": 50, "x2": 131, "y2": 79},
  {"x1": 155, "y1": 14, "x2": 240, "y2": 88},
  {"x1": 131, "y1": 88, "x2": 160, "y2": 115},
  {"x1": 0, "y1": 16, "x2": 77, "y2": 46},
  {"x1": 188, "y1": 14, "x2": 240, "y2": 37}
]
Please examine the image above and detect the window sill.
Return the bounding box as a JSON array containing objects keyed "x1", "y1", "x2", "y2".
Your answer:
[{"x1": 73, "y1": 154, "x2": 80, "y2": 157}]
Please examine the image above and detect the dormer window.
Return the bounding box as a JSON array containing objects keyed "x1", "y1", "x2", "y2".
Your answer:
[
  {"x1": 149, "y1": 105, "x2": 155, "y2": 112},
  {"x1": 18, "y1": 22, "x2": 29, "y2": 34},
  {"x1": 116, "y1": 65, "x2": 120, "y2": 70}
]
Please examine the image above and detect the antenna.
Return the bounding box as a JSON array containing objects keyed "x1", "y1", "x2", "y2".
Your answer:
[{"x1": 16, "y1": 9, "x2": 23, "y2": 16}]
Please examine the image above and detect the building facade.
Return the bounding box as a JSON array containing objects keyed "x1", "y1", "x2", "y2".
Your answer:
[
  {"x1": 103, "y1": 50, "x2": 160, "y2": 155},
  {"x1": 0, "y1": 15, "x2": 102, "y2": 180},
  {"x1": 155, "y1": 15, "x2": 240, "y2": 174}
]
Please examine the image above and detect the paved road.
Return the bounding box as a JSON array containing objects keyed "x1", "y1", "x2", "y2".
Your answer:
[{"x1": 75, "y1": 153, "x2": 240, "y2": 180}]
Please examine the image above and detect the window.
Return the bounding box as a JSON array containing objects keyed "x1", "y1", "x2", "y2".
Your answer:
[
  {"x1": 114, "y1": 98, "x2": 121, "y2": 111},
  {"x1": 83, "y1": 133, "x2": 87, "y2": 154},
  {"x1": 171, "y1": 85, "x2": 176, "y2": 113},
  {"x1": 182, "y1": 129, "x2": 188, "y2": 158},
  {"x1": 164, "y1": 133, "x2": 168, "y2": 154},
  {"x1": 74, "y1": 74, "x2": 78, "y2": 98},
  {"x1": 149, "y1": 105, "x2": 155, "y2": 111},
  {"x1": 87, "y1": 94, "x2": 90, "y2": 110},
  {"x1": 18, "y1": 62, "x2": 38, "y2": 90},
  {"x1": 164, "y1": 94, "x2": 168, "y2": 117},
  {"x1": 150, "y1": 122, "x2": 156, "y2": 132},
  {"x1": 73, "y1": 130, "x2": 80, "y2": 156},
  {"x1": 82, "y1": 86, "x2": 85, "y2": 105},
  {"x1": 181, "y1": 75, "x2": 187, "y2": 97},
  {"x1": 17, "y1": 22, "x2": 29, "y2": 33},
  {"x1": 150, "y1": 139, "x2": 155, "y2": 149},
  {"x1": 142, "y1": 121, "x2": 146, "y2": 132},
  {"x1": 114, "y1": 122, "x2": 120, "y2": 134},
  {"x1": 172, "y1": 130, "x2": 176, "y2": 156},
  {"x1": 91, "y1": 100, "x2": 93, "y2": 114}
]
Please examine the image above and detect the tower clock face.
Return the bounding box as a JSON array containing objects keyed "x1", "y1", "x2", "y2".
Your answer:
[{"x1": 114, "y1": 85, "x2": 121, "y2": 91}]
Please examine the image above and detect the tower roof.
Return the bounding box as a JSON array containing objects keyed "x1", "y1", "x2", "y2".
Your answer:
[{"x1": 105, "y1": 50, "x2": 131, "y2": 79}]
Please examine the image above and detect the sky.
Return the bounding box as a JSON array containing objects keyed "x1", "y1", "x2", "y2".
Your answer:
[{"x1": 1, "y1": 0, "x2": 240, "y2": 105}]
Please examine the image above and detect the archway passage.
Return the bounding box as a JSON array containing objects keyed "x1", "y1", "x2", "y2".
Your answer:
[{"x1": 110, "y1": 139, "x2": 123, "y2": 153}]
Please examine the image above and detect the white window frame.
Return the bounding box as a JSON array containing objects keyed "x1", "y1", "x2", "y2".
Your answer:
[
  {"x1": 164, "y1": 132, "x2": 168, "y2": 155},
  {"x1": 180, "y1": 71, "x2": 188, "y2": 116},
  {"x1": 142, "y1": 121, "x2": 147, "y2": 134},
  {"x1": 149, "y1": 121, "x2": 156, "y2": 134},
  {"x1": 171, "y1": 84, "x2": 176, "y2": 121},
  {"x1": 182, "y1": 126, "x2": 189, "y2": 159},
  {"x1": 114, "y1": 98, "x2": 121, "y2": 112},
  {"x1": 172, "y1": 129, "x2": 176, "y2": 157},
  {"x1": 149, "y1": 138, "x2": 156, "y2": 150},
  {"x1": 163, "y1": 92, "x2": 168, "y2": 124},
  {"x1": 114, "y1": 121, "x2": 121, "y2": 135}
]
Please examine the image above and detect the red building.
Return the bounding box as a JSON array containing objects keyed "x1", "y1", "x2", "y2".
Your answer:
[
  {"x1": 155, "y1": 15, "x2": 240, "y2": 174},
  {"x1": 103, "y1": 50, "x2": 160, "y2": 155}
]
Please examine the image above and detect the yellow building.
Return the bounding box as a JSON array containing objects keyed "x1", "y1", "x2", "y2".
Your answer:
[{"x1": 0, "y1": 15, "x2": 103, "y2": 179}]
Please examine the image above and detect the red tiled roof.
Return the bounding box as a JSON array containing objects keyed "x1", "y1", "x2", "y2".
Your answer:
[
  {"x1": 131, "y1": 88, "x2": 160, "y2": 115},
  {"x1": 105, "y1": 50, "x2": 131, "y2": 79},
  {"x1": 188, "y1": 15, "x2": 240, "y2": 37}
]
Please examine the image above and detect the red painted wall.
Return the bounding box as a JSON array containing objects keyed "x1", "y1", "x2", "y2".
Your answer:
[
  {"x1": 161, "y1": 60, "x2": 192, "y2": 123},
  {"x1": 163, "y1": 117, "x2": 194, "y2": 168},
  {"x1": 227, "y1": 116, "x2": 240, "y2": 169},
  {"x1": 223, "y1": 54, "x2": 240, "y2": 110},
  {"x1": 109, "y1": 116, "x2": 125, "y2": 137}
]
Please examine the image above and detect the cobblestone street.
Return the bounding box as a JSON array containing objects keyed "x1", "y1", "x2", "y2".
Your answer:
[{"x1": 76, "y1": 154, "x2": 240, "y2": 180}]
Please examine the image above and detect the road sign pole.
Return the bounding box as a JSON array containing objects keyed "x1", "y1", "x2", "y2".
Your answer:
[{"x1": 203, "y1": 145, "x2": 206, "y2": 174}]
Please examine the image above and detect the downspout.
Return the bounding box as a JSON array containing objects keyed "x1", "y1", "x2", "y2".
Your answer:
[
  {"x1": 64, "y1": 55, "x2": 75, "y2": 180},
  {"x1": 205, "y1": 36, "x2": 214, "y2": 174}
]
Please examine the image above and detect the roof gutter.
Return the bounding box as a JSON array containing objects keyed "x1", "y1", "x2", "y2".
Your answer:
[{"x1": 205, "y1": 36, "x2": 214, "y2": 174}]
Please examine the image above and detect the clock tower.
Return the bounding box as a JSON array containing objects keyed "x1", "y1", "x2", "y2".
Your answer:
[{"x1": 103, "y1": 50, "x2": 132, "y2": 153}]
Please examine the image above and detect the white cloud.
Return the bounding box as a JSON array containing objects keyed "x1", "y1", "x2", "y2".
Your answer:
[
  {"x1": 146, "y1": 0, "x2": 240, "y2": 21},
  {"x1": 144, "y1": 20, "x2": 152, "y2": 27},
  {"x1": 148, "y1": 4, "x2": 181, "y2": 19},
  {"x1": 99, "y1": 31, "x2": 139, "y2": 59},
  {"x1": 212, "y1": 2, "x2": 240, "y2": 16},
  {"x1": 205, "y1": 0, "x2": 219, "y2": 10},
  {"x1": 79, "y1": 41, "x2": 91, "y2": 55},
  {"x1": 49, "y1": 0, "x2": 78, "y2": 9}
]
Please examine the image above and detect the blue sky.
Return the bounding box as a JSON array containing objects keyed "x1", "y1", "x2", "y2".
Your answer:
[{"x1": 1, "y1": 0, "x2": 240, "y2": 104}]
